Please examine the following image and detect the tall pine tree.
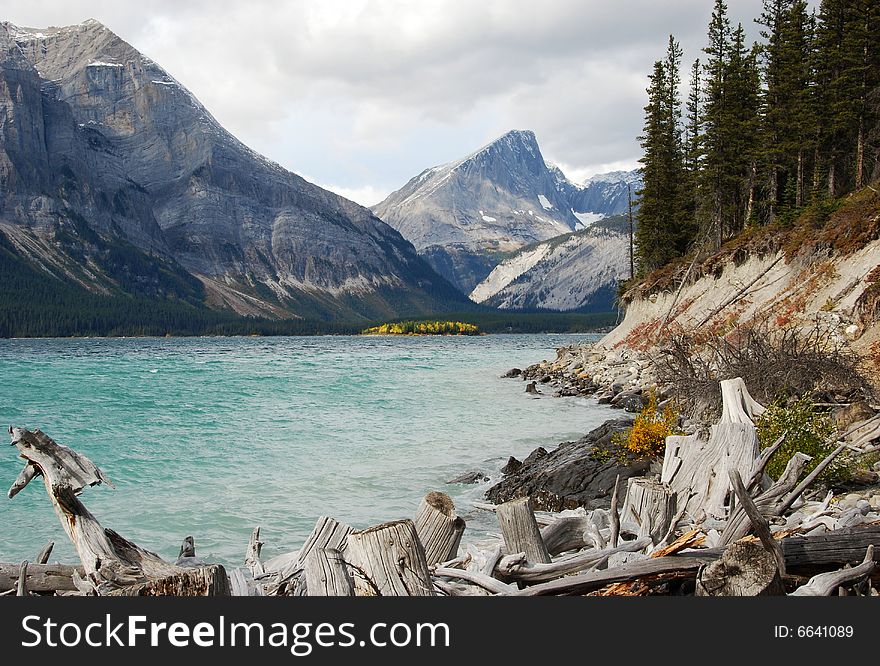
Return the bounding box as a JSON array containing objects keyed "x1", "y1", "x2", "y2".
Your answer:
[{"x1": 636, "y1": 37, "x2": 690, "y2": 274}]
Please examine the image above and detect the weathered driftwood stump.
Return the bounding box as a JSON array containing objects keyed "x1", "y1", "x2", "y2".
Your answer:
[
  {"x1": 6, "y1": 427, "x2": 228, "y2": 596},
  {"x1": 269, "y1": 516, "x2": 353, "y2": 595},
  {"x1": 345, "y1": 519, "x2": 435, "y2": 596},
  {"x1": 106, "y1": 565, "x2": 230, "y2": 596},
  {"x1": 661, "y1": 378, "x2": 762, "y2": 521},
  {"x1": 496, "y1": 497, "x2": 551, "y2": 564},
  {"x1": 621, "y1": 477, "x2": 676, "y2": 544},
  {"x1": 695, "y1": 540, "x2": 785, "y2": 597},
  {"x1": 304, "y1": 548, "x2": 355, "y2": 596},
  {"x1": 414, "y1": 492, "x2": 466, "y2": 565}
]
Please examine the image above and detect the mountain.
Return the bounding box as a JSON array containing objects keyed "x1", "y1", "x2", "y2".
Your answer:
[
  {"x1": 569, "y1": 170, "x2": 642, "y2": 221},
  {"x1": 373, "y1": 130, "x2": 578, "y2": 293},
  {"x1": 469, "y1": 215, "x2": 630, "y2": 312},
  {"x1": 0, "y1": 20, "x2": 467, "y2": 324}
]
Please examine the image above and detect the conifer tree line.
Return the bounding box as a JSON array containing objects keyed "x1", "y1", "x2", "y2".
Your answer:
[{"x1": 635, "y1": 0, "x2": 880, "y2": 275}]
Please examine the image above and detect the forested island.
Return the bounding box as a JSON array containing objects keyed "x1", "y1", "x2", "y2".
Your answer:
[{"x1": 361, "y1": 321, "x2": 480, "y2": 336}]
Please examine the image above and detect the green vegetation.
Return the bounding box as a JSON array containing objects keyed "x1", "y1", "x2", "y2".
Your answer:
[
  {"x1": 0, "y1": 235, "x2": 618, "y2": 338},
  {"x1": 361, "y1": 320, "x2": 480, "y2": 336},
  {"x1": 756, "y1": 396, "x2": 844, "y2": 483},
  {"x1": 636, "y1": 0, "x2": 879, "y2": 276}
]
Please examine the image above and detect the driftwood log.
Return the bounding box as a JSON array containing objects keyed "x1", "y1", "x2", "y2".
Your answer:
[
  {"x1": 496, "y1": 537, "x2": 652, "y2": 583},
  {"x1": 728, "y1": 470, "x2": 786, "y2": 577},
  {"x1": 0, "y1": 562, "x2": 83, "y2": 593},
  {"x1": 105, "y1": 565, "x2": 230, "y2": 596},
  {"x1": 35, "y1": 542, "x2": 54, "y2": 565},
  {"x1": 720, "y1": 453, "x2": 811, "y2": 546},
  {"x1": 510, "y1": 555, "x2": 709, "y2": 596},
  {"x1": 496, "y1": 497, "x2": 551, "y2": 564},
  {"x1": 345, "y1": 519, "x2": 435, "y2": 596},
  {"x1": 790, "y1": 546, "x2": 875, "y2": 596},
  {"x1": 6, "y1": 427, "x2": 228, "y2": 595},
  {"x1": 16, "y1": 561, "x2": 28, "y2": 597},
  {"x1": 540, "y1": 516, "x2": 590, "y2": 556},
  {"x1": 414, "y1": 492, "x2": 466, "y2": 566}
]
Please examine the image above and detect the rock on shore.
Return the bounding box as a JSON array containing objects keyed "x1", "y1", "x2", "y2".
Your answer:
[{"x1": 485, "y1": 418, "x2": 651, "y2": 512}]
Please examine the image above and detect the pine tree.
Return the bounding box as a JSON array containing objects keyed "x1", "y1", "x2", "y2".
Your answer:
[
  {"x1": 684, "y1": 59, "x2": 704, "y2": 175},
  {"x1": 700, "y1": 0, "x2": 732, "y2": 246},
  {"x1": 635, "y1": 39, "x2": 689, "y2": 274},
  {"x1": 636, "y1": 60, "x2": 673, "y2": 274},
  {"x1": 684, "y1": 59, "x2": 704, "y2": 223},
  {"x1": 726, "y1": 24, "x2": 762, "y2": 232},
  {"x1": 845, "y1": 0, "x2": 880, "y2": 187}
]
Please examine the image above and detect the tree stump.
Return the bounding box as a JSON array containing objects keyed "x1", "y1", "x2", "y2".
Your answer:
[
  {"x1": 345, "y1": 519, "x2": 435, "y2": 596},
  {"x1": 107, "y1": 564, "x2": 231, "y2": 596},
  {"x1": 304, "y1": 548, "x2": 354, "y2": 597},
  {"x1": 414, "y1": 492, "x2": 466, "y2": 565},
  {"x1": 621, "y1": 477, "x2": 676, "y2": 544},
  {"x1": 661, "y1": 378, "x2": 762, "y2": 521},
  {"x1": 496, "y1": 497, "x2": 551, "y2": 564},
  {"x1": 695, "y1": 540, "x2": 785, "y2": 597},
  {"x1": 271, "y1": 516, "x2": 353, "y2": 595}
]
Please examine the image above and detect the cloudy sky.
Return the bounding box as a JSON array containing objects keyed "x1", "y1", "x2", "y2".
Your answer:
[{"x1": 1, "y1": 0, "x2": 769, "y2": 205}]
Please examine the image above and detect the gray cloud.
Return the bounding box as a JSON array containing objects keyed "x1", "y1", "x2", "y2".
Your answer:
[{"x1": 0, "y1": 0, "x2": 771, "y2": 204}]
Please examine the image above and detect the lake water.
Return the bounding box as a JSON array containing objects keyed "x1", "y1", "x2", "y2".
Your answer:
[{"x1": 0, "y1": 334, "x2": 613, "y2": 567}]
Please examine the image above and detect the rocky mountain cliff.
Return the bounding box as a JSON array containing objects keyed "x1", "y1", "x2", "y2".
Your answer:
[
  {"x1": 374, "y1": 130, "x2": 639, "y2": 299},
  {"x1": 0, "y1": 20, "x2": 466, "y2": 321},
  {"x1": 470, "y1": 215, "x2": 630, "y2": 312},
  {"x1": 569, "y1": 170, "x2": 641, "y2": 220},
  {"x1": 373, "y1": 130, "x2": 579, "y2": 293}
]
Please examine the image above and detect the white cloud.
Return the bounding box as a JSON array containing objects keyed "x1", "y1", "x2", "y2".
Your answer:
[
  {"x1": 320, "y1": 183, "x2": 391, "y2": 209},
  {"x1": 0, "y1": 0, "x2": 773, "y2": 201}
]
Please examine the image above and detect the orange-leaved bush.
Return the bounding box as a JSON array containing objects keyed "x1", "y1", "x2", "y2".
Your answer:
[{"x1": 614, "y1": 392, "x2": 681, "y2": 458}]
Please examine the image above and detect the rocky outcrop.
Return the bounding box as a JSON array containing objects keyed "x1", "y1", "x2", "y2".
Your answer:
[
  {"x1": 485, "y1": 418, "x2": 651, "y2": 512},
  {"x1": 0, "y1": 20, "x2": 467, "y2": 321}
]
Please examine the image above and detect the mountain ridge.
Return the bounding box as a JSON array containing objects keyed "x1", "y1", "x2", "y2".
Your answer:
[
  {"x1": 374, "y1": 129, "x2": 639, "y2": 301},
  {"x1": 0, "y1": 19, "x2": 469, "y2": 323}
]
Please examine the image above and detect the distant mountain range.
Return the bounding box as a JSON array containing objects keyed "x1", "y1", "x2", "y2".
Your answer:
[
  {"x1": 0, "y1": 20, "x2": 468, "y2": 326},
  {"x1": 374, "y1": 130, "x2": 639, "y2": 309},
  {"x1": 0, "y1": 19, "x2": 638, "y2": 332}
]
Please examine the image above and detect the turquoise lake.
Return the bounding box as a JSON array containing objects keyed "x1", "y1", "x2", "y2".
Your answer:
[{"x1": 0, "y1": 334, "x2": 614, "y2": 566}]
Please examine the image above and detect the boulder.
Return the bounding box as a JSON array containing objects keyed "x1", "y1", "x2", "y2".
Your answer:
[
  {"x1": 446, "y1": 470, "x2": 490, "y2": 485},
  {"x1": 501, "y1": 368, "x2": 522, "y2": 378},
  {"x1": 485, "y1": 418, "x2": 650, "y2": 512}
]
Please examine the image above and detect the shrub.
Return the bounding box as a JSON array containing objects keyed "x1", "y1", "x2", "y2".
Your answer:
[
  {"x1": 653, "y1": 319, "x2": 872, "y2": 419},
  {"x1": 613, "y1": 393, "x2": 682, "y2": 459},
  {"x1": 756, "y1": 396, "x2": 845, "y2": 483}
]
